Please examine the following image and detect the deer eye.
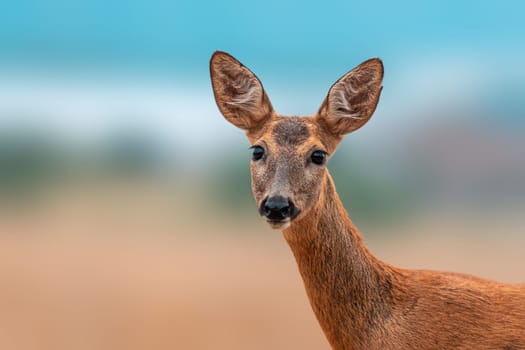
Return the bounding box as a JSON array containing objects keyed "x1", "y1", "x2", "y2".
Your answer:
[
  {"x1": 311, "y1": 150, "x2": 327, "y2": 165},
  {"x1": 251, "y1": 146, "x2": 265, "y2": 161}
]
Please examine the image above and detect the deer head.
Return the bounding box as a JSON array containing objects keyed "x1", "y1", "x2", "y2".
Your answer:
[{"x1": 210, "y1": 51, "x2": 383, "y2": 229}]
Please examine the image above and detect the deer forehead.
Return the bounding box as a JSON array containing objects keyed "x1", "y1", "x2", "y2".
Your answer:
[
  {"x1": 271, "y1": 118, "x2": 310, "y2": 146},
  {"x1": 258, "y1": 117, "x2": 327, "y2": 153}
]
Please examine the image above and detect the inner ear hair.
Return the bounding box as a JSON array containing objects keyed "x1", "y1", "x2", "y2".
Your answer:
[
  {"x1": 210, "y1": 51, "x2": 273, "y2": 131},
  {"x1": 318, "y1": 58, "x2": 384, "y2": 136},
  {"x1": 216, "y1": 60, "x2": 260, "y2": 110}
]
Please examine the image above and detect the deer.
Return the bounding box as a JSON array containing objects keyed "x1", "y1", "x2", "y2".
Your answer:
[{"x1": 209, "y1": 51, "x2": 525, "y2": 350}]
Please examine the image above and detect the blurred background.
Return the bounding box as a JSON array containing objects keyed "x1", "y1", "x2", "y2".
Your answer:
[{"x1": 0, "y1": 0, "x2": 524, "y2": 349}]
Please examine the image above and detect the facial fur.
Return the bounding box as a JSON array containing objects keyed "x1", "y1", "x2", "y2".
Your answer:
[{"x1": 248, "y1": 116, "x2": 341, "y2": 227}]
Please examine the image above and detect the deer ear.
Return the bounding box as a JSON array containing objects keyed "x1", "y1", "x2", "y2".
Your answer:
[
  {"x1": 317, "y1": 58, "x2": 383, "y2": 136},
  {"x1": 210, "y1": 51, "x2": 274, "y2": 131}
]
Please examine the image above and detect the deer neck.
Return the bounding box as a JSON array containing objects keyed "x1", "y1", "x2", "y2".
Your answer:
[{"x1": 282, "y1": 174, "x2": 399, "y2": 349}]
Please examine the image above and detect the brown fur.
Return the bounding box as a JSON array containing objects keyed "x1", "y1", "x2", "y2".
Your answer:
[{"x1": 210, "y1": 51, "x2": 525, "y2": 349}]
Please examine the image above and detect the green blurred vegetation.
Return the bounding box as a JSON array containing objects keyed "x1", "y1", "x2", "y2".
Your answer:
[
  {"x1": 0, "y1": 127, "x2": 163, "y2": 203},
  {"x1": 329, "y1": 152, "x2": 414, "y2": 227},
  {"x1": 206, "y1": 150, "x2": 254, "y2": 216},
  {"x1": 0, "y1": 129, "x2": 66, "y2": 201},
  {"x1": 1, "y1": 120, "x2": 522, "y2": 234},
  {"x1": 90, "y1": 128, "x2": 163, "y2": 178}
]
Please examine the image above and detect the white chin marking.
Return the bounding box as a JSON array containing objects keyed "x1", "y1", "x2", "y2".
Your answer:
[{"x1": 268, "y1": 220, "x2": 290, "y2": 230}]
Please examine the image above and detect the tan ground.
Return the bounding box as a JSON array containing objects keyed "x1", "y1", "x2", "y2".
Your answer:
[{"x1": 0, "y1": 215, "x2": 523, "y2": 350}]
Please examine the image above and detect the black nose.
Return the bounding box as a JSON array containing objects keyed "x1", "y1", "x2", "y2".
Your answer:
[{"x1": 261, "y1": 196, "x2": 295, "y2": 221}]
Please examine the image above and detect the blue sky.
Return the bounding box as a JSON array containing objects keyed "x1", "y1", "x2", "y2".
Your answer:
[
  {"x1": 0, "y1": 1, "x2": 523, "y2": 158},
  {"x1": 1, "y1": 0, "x2": 524, "y2": 75}
]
